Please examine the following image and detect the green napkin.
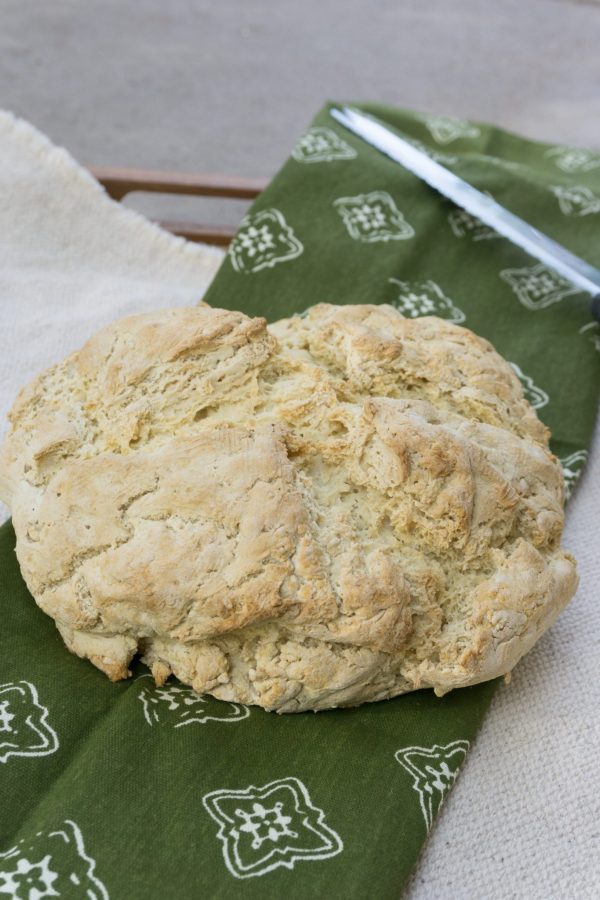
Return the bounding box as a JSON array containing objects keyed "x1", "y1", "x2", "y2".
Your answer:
[{"x1": 2, "y1": 104, "x2": 600, "y2": 899}]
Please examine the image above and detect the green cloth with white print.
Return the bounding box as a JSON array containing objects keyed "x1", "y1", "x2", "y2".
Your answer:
[{"x1": 2, "y1": 104, "x2": 600, "y2": 899}]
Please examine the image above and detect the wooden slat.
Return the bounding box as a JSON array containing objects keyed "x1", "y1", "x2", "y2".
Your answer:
[
  {"x1": 88, "y1": 166, "x2": 268, "y2": 201},
  {"x1": 158, "y1": 221, "x2": 237, "y2": 246}
]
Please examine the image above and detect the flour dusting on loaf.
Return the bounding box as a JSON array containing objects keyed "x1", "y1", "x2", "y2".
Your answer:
[{"x1": 0, "y1": 303, "x2": 577, "y2": 711}]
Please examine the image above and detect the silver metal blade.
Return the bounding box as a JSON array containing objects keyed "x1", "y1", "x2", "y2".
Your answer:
[{"x1": 331, "y1": 106, "x2": 600, "y2": 296}]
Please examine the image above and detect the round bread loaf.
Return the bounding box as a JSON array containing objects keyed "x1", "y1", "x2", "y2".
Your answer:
[{"x1": 0, "y1": 303, "x2": 577, "y2": 711}]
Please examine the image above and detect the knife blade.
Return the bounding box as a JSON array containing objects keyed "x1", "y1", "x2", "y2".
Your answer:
[{"x1": 330, "y1": 106, "x2": 600, "y2": 321}]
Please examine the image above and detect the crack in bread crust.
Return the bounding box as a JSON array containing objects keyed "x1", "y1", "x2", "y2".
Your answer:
[{"x1": 0, "y1": 303, "x2": 577, "y2": 711}]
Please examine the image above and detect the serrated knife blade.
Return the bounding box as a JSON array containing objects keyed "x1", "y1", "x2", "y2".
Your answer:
[{"x1": 331, "y1": 106, "x2": 600, "y2": 321}]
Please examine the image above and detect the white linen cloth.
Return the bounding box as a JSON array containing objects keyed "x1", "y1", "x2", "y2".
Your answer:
[
  {"x1": 0, "y1": 109, "x2": 224, "y2": 452},
  {"x1": 0, "y1": 111, "x2": 597, "y2": 899}
]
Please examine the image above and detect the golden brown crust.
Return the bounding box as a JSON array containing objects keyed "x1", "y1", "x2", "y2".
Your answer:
[{"x1": 0, "y1": 303, "x2": 577, "y2": 711}]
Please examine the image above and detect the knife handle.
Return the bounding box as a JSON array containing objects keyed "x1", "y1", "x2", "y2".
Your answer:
[{"x1": 591, "y1": 295, "x2": 600, "y2": 323}]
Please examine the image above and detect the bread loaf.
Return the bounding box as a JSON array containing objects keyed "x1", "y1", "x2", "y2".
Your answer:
[{"x1": 0, "y1": 303, "x2": 577, "y2": 711}]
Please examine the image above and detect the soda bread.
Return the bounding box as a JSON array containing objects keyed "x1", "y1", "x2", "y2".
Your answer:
[{"x1": 0, "y1": 303, "x2": 577, "y2": 711}]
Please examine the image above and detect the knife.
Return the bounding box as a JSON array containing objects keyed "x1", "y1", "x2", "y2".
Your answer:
[{"x1": 331, "y1": 106, "x2": 600, "y2": 322}]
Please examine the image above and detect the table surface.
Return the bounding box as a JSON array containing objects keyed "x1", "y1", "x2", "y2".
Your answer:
[{"x1": 1, "y1": 2, "x2": 599, "y2": 897}]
